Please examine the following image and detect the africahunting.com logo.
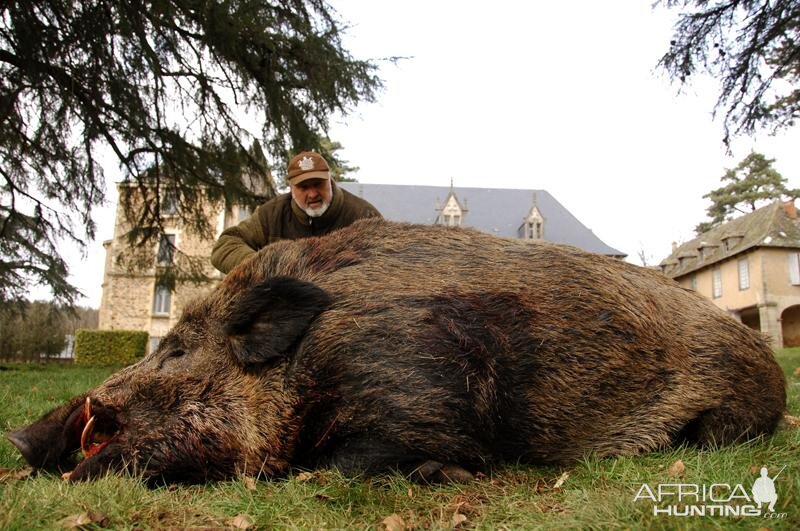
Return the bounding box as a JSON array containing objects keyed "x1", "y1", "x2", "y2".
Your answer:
[{"x1": 633, "y1": 466, "x2": 787, "y2": 519}]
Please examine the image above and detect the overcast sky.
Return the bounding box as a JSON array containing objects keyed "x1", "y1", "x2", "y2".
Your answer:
[{"x1": 58, "y1": 0, "x2": 800, "y2": 308}]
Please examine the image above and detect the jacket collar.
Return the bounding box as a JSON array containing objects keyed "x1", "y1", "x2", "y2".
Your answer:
[{"x1": 290, "y1": 180, "x2": 344, "y2": 227}]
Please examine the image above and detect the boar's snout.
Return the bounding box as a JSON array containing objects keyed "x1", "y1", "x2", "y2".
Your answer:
[
  {"x1": 7, "y1": 428, "x2": 38, "y2": 467},
  {"x1": 8, "y1": 396, "x2": 123, "y2": 480}
]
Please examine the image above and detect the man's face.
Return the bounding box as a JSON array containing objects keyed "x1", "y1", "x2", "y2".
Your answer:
[{"x1": 290, "y1": 178, "x2": 333, "y2": 218}]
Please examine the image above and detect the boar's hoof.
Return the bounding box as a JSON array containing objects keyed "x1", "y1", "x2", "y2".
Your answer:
[{"x1": 409, "y1": 460, "x2": 475, "y2": 484}]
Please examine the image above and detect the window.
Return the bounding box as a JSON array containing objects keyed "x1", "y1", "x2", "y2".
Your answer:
[
  {"x1": 152, "y1": 284, "x2": 172, "y2": 315},
  {"x1": 162, "y1": 190, "x2": 178, "y2": 215},
  {"x1": 723, "y1": 236, "x2": 742, "y2": 251},
  {"x1": 237, "y1": 204, "x2": 252, "y2": 223},
  {"x1": 524, "y1": 220, "x2": 542, "y2": 239},
  {"x1": 699, "y1": 246, "x2": 717, "y2": 260},
  {"x1": 690, "y1": 274, "x2": 697, "y2": 291},
  {"x1": 738, "y1": 259, "x2": 749, "y2": 290},
  {"x1": 790, "y1": 252, "x2": 800, "y2": 285},
  {"x1": 156, "y1": 234, "x2": 176, "y2": 266},
  {"x1": 712, "y1": 268, "x2": 722, "y2": 299}
]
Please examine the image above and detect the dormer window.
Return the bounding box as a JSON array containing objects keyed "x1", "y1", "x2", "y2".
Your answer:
[
  {"x1": 526, "y1": 219, "x2": 543, "y2": 239},
  {"x1": 520, "y1": 193, "x2": 545, "y2": 241},
  {"x1": 697, "y1": 244, "x2": 719, "y2": 260},
  {"x1": 435, "y1": 188, "x2": 467, "y2": 227},
  {"x1": 443, "y1": 213, "x2": 461, "y2": 226},
  {"x1": 677, "y1": 253, "x2": 697, "y2": 267},
  {"x1": 722, "y1": 235, "x2": 743, "y2": 251}
]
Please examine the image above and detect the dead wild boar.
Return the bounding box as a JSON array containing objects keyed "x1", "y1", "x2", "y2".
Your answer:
[{"x1": 8, "y1": 219, "x2": 787, "y2": 483}]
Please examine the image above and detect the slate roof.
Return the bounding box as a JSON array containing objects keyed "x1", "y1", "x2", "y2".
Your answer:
[
  {"x1": 338, "y1": 182, "x2": 625, "y2": 257},
  {"x1": 659, "y1": 201, "x2": 800, "y2": 278}
]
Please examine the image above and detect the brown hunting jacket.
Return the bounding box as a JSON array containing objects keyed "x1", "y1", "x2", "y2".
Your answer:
[{"x1": 211, "y1": 182, "x2": 381, "y2": 273}]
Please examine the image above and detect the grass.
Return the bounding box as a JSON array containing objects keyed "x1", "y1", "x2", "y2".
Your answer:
[{"x1": 0, "y1": 350, "x2": 798, "y2": 530}]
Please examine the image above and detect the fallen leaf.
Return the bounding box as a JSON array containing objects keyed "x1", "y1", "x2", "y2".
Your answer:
[
  {"x1": 0, "y1": 467, "x2": 32, "y2": 483},
  {"x1": 783, "y1": 414, "x2": 800, "y2": 428},
  {"x1": 750, "y1": 466, "x2": 761, "y2": 475},
  {"x1": 86, "y1": 512, "x2": 109, "y2": 527},
  {"x1": 296, "y1": 471, "x2": 314, "y2": 482},
  {"x1": 382, "y1": 514, "x2": 406, "y2": 531},
  {"x1": 243, "y1": 476, "x2": 257, "y2": 491},
  {"x1": 668, "y1": 459, "x2": 686, "y2": 478},
  {"x1": 794, "y1": 367, "x2": 800, "y2": 377},
  {"x1": 552, "y1": 471, "x2": 569, "y2": 490},
  {"x1": 58, "y1": 513, "x2": 93, "y2": 529},
  {"x1": 407, "y1": 487, "x2": 414, "y2": 498},
  {"x1": 452, "y1": 513, "x2": 467, "y2": 528},
  {"x1": 230, "y1": 514, "x2": 253, "y2": 529}
]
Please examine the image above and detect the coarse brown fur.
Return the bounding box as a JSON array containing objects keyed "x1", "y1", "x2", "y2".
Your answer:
[{"x1": 8, "y1": 219, "x2": 786, "y2": 483}]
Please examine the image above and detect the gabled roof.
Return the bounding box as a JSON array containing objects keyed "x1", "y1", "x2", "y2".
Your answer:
[
  {"x1": 659, "y1": 200, "x2": 800, "y2": 278},
  {"x1": 338, "y1": 182, "x2": 625, "y2": 257}
]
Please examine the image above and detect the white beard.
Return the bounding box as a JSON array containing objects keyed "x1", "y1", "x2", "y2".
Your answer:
[{"x1": 303, "y1": 200, "x2": 330, "y2": 218}]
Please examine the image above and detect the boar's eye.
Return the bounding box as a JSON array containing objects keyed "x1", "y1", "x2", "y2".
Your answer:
[
  {"x1": 165, "y1": 348, "x2": 185, "y2": 359},
  {"x1": 158, "y1": 348, "x2": 185, "y2": 369}
]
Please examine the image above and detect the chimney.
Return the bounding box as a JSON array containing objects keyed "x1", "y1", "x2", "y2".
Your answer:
[
  {"x1": 671, "y1": 241, "x2": 678, "y2": 253},
  {"x1": 782, "y1": 199, "x2": 797, "y2": 219}
]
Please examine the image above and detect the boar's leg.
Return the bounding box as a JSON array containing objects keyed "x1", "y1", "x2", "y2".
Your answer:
[
  {"x1": 324, "y1": 437, "x2": 476, "y2": 483},
  {"x1": 678, "y1": 402, "x2": 785, "y2": 447},
  {"x1": 408, "y1": 460, "x2": 475, "y2": 484},
  {"x1": 677, "y1": 356, "x2": 785, "y2": 447}
]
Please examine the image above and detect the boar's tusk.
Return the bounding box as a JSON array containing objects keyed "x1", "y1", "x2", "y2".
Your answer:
[
  {"x1": 84, "y1": 397, "x2": 92, "y2": 423},
  {"x1": 80, "y1": 416, "x2": 96, "y2": 457}
]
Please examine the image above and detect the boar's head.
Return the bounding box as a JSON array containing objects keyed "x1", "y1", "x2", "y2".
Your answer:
[{"x1": 7, "y1": 275, "x2": 331, "y2": 484}]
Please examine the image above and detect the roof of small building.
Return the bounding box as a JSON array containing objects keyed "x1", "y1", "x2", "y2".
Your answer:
[
  {"x1": 338, "y1": 182, "x2": 625, "y2": 257},
  {"x1": 659, "y1": 200, "x2": 800, "y2": 278}
]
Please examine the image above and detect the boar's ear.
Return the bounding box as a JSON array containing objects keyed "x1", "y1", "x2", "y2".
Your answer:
[{"x1": 225, "y1": 276, "x2": 332, "y2": 365}]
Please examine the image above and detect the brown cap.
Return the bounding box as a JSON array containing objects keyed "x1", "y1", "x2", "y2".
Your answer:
[{"x1": 287, "y1": 151, "x2": 330, "y2": 184}]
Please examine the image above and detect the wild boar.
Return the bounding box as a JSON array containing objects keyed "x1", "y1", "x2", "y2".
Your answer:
[{"x1": 8, "y1": 219, "x2": 787, "y2": 483}]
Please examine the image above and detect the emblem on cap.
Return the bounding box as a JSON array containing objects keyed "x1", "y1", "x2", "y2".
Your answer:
[{"x1": 298, "y1": 156, "x2": 315, "y2": 171}]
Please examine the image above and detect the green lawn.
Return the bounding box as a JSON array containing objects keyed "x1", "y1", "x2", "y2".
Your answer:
[{"x1": 1, "y1": 350, "x2": 798, "y2": 530}]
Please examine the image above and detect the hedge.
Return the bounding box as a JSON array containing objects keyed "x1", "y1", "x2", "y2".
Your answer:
[{"x1": 73, "y1": 329, "x2": 148, "y2": 366}]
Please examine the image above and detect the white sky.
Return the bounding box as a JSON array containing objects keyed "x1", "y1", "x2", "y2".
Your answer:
[{"x1": 56, "y1": 0, "x2": 800, "y2": 308}]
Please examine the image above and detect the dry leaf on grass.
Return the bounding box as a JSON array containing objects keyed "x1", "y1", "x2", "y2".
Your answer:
[
  {"x1": 793, "y1": 366, "x2": 800, "y2": 377},
  {"x1": 552, "y1": 471, "x2": 569, "y2": 490},
  {"x1": 296, "y1": 471, "x2": 314, "y2": 482},
  {"x1": 230, "y1": 514, "x2": 253, "y2": 529},
  {"x1": 0, "y1": 467, "x2": 32, "y2": 483},
  {"x1": 668, "y1": 459, "x2": 686, "y2": 477},
  {"x1": 783, "y1": 414, "x2": 800, "y2": 428},
  {"x1": 407, "y1": 487, "x2": 414, "y2": 498},
  {"x1": 243, "y1": 476, "x2": 257, "y2": 491},
  {"x1": 381, "y1": 513, "x2": 406, "y2": 531},
  {"x1": 451, "y1": 513, "x2": 468, "y2": 528},
  {"x1": 58, "y1": 511, "x2": 108, "y2": 529}
]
